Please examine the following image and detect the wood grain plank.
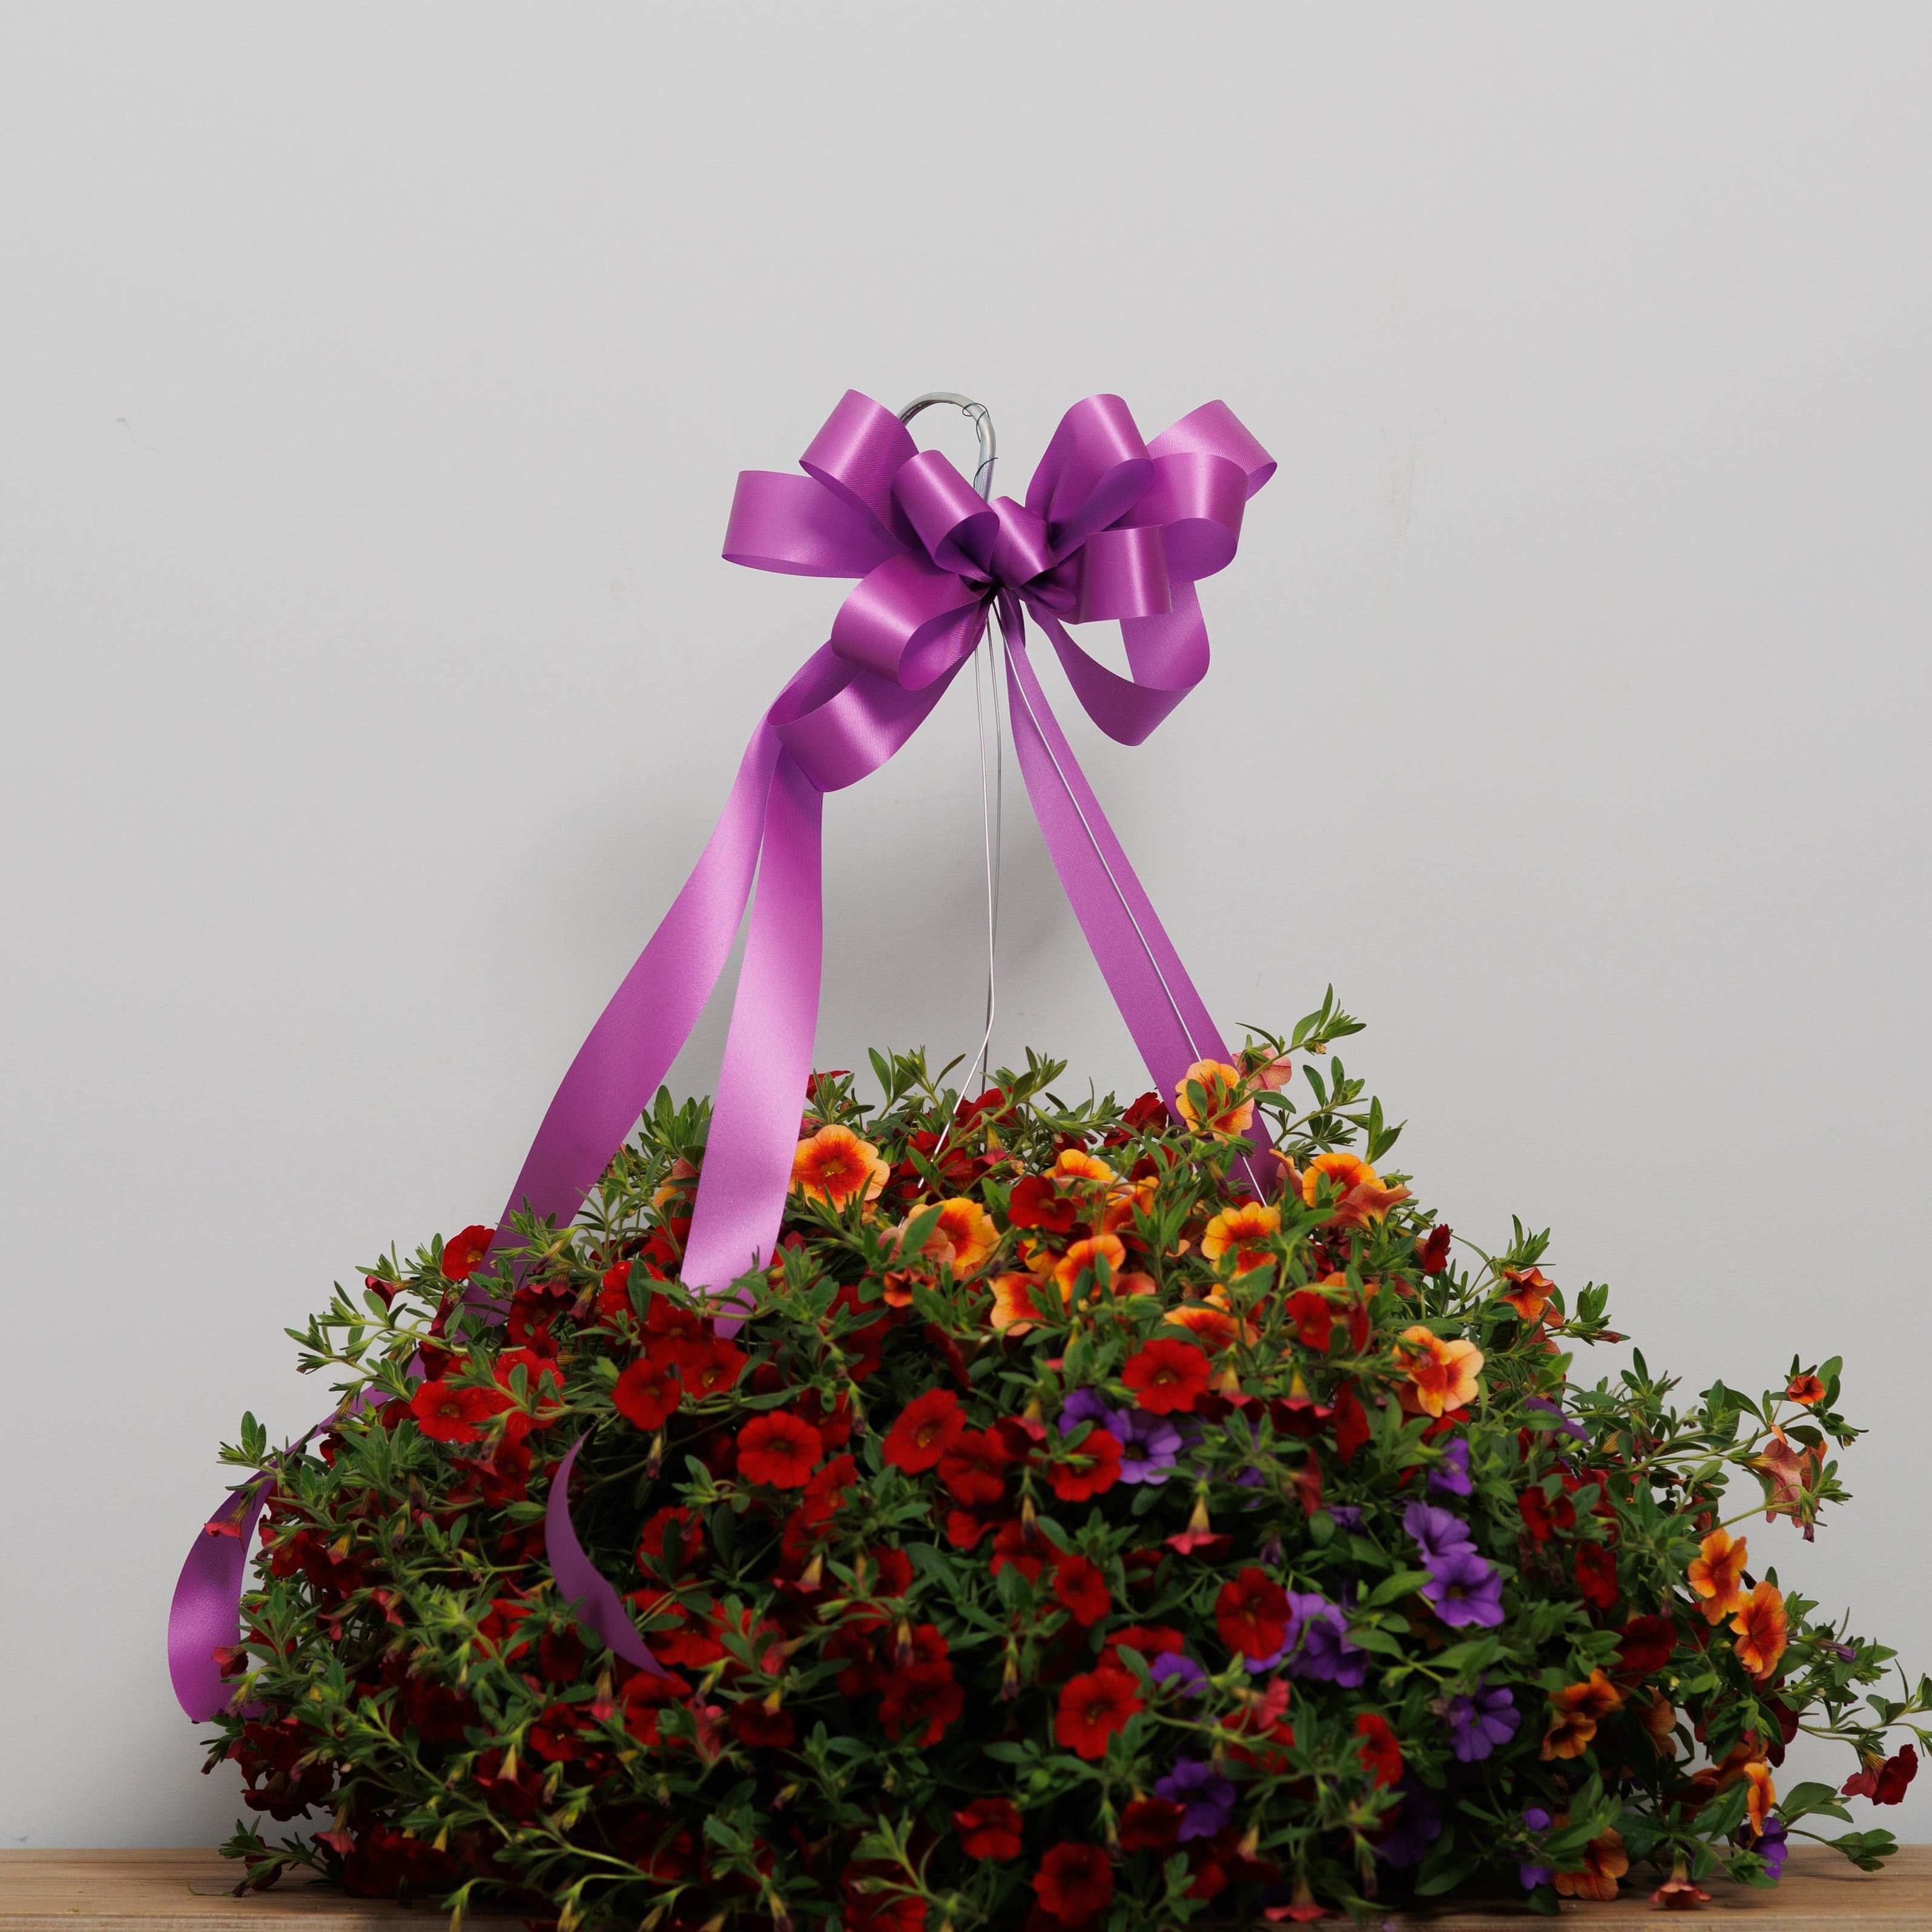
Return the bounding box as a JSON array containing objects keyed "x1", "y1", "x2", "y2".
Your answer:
[{"x1": 2, "y1": 1847, "x2": 1928, "y2": 1930}]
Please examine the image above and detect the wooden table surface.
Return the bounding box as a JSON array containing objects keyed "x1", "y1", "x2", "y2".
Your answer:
[{"x1": 2, "y1": 1847, "x2": 1929, "y2": 1930}]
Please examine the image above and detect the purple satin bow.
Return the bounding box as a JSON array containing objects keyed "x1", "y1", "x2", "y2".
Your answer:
[{"x1": 168, "y1": 391, "x2": 1273, "y2": 1719}]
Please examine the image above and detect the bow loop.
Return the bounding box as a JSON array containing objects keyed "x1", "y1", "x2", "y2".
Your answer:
[
  {"x1": 799, "y1": 390, "x2": 918, "y2": 534},
  {"x1": 722, "y1": 470, "x2": 902, "y2": 579},
  {"x1": 891, "y1": 449, "x2": 999, "y2": 579},
  {"x1": 1148, "y1": 399, "x2": 1278, "y2": 497},
  {"x1": 1118, "y1": 450, "x2": 1249, "y2": 582},
  {"x1": 1071, "y1": 524, "x2": 1172, "y2": 624},
  {"x1": 829, "y1": 552, "x2": 985, "y2": 692},
  {"x1": 1025, "y1": 395, "x2": 1156, "y2": 554}
]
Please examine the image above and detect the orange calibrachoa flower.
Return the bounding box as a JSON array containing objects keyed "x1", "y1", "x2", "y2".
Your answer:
[
  {"x1": 790, "y1": 1126, "x2": 889, "y2": 1208},
  {"x1": 1553, "y1": 1827, "x2": 1629, "y2": 1901},
  {"x1": 1686, "y1": 1527, "x2": 1749, "y2": 1625},
  {"x1": 1301, "y1": 1150, "x2": 1412, "y2": 1230},
  {"x1": 1300, "y1": 1150, "x2": 1377, "y2": 1206},
  {"x1": 1542, "y1": 1670, "x2": 1623, "y2": 1759},
  {"x1": 1053, "y1": 1234, "x2": 1127, "y2": 1300},
  {"x1": 1731, "y1": 1581, "x2": 1789, "y2": 1680},
  {"x1": 914, "y1": 1198, "x2": 999, "y2": 1274},
  {"x1": 1053, "y1": 1149, "x2": 1117, "y2": 1184},
  {"x1": 1200, "y1": 1199, "x2": 1280, "y2": 1273},
  {"x1": 1744, "y1": 1760, "x2": 1776, "y2": 1833},
  {"x1": 1499, "y1": 1265, "x2": 1555, "y2": 1322},
  {"x1": 1164, "y1": 1305, "x2": 1242, "y2": 1350},
  {"x1": 1787, "y1": 1372, "x2": 1826, "y2": 1406},
  {"x1": 1173, "y1": 1060, "x2": 1253, "y2": 1135},
  {"x1": 1396, "y1": 1325, "x2": 1483, "y2": 1417},
  {"x1": 988, "y1": 1272, "x2": 1052, "y2": 1335}
]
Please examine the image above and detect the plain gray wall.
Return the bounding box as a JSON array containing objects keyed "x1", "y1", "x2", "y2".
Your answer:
[{"x1": 3, "y1": 3, "x2": 1927, "y2": 1847}]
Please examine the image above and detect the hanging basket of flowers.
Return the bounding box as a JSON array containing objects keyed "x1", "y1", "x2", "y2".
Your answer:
[{"x1": 174, "y1": 391, "x2": 1925, "y2": 1927}]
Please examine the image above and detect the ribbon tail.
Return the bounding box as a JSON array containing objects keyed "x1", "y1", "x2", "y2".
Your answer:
[
  {"x1": 168, "y1": 1477, "x2": 271, "y2": 1722},
  {"x1": 491, "y1": 712, "x2": 791, "y2": 1247},
  {"x1": 1000, "y1": 602, "x2": 1271, "y2": 1184},
  {"x1": 544, "y1": 1435, "x2": 667, "y2": 1674},
  {"x1": 681, "y1": 752, "x2": 825, "y2": 1330}
]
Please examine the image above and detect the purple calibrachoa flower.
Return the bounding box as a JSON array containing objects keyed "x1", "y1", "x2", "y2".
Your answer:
[
  {"x1": 1374, "y1": 1778, "x2": 1443, "y2": 1868},
  {"x1": 1741, "y1": 1816, "x2": 1789, "y2": 1881},
  {"x1": 1519, "y1": 1807, "x2": 1555, "y2": 1890},
  {"x1": 1153, "y1": 1758, "x2": 1236, "y2": 1841},
  {"x1": 1150, "y1": 1652, "x2": 1208, "y2": 1697},
  {"x1": 1423, "y1": 1548, "x2": 1506, "y2": 1629},
  {"x1": 1113, "y1": 1406, "x2": 1182, "y2": 1483},
  {"x1": 1284, "y1": 1591, "x2": 1368, "y2": 1687},
  {"x1": 1442, "y1": 1680, "x2": 1519, "y2": 1761},
  {"x1": 1058, "y1": 1388, "x2": 1120, "y2": 1437},
  {"x1": 1326, "y1": 1505, "x2": 1365, "y2": 1531},
  {"x1": 1402, "y1": 1502, "x2": 1475, "y2": 1564},
  {"x1": 1428, "y1": 1437, "x2": 1472, "y2": 1497}
]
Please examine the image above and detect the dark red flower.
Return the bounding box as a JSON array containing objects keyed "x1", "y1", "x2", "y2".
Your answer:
[
  {"x1": 1331, "y1": 1381, "x2": 1371, "y2": 1462},
  {"x1": 1049, "y1": 1428, "x2": 1122, "y2": 1502},
  {"x1": 612, "y1": 1357, "x2": 682, "y2": 1433},
  {"x1": 1285, "y1": 1290, "x2": 1336, "y2": 1350},
  {"x1": 1117, "y1": 1797, "x2": 1185, "y2": 1851},
  {"x1": 1053, "y1": 1554, "x2": 1111, "y2": 1626},
  {"x1": 736, "y1": 1411, "x2": 824, "y2": 1488},
  {"x1": 410, "y1": 1379, "x2": 509, "y2": 1444},
  {"x1": 938, "y1": 1428, "x2": 1013, "y2": 1505},
  {"x1": 1055, "y1": 1667, "x2": 1141, "y2": 1759},
  {"x1": 1576, "y1": 1542, "x2": 1620, "y2": 1609},
  {"x1": 440, "y1": 1225, "x2": 494, "y2": 1282},
  {"x1": 729, "y1": 1700, "x2": 797, "y2": 1749},
  {"x1": 528, "y1": 1703, "x2": 586, "y2": 1761},
  {"x1": 954, "y1": 1796, "x2": 1024, "y2": 1861},
  {"x1": 1416, "y1": 1224, "x2": 1454, "y2": 1274},
  {"x1": 1032, "y1": 1842, "x2": 1115, "y2": 1923},
  {"x1": 883, "y1": 1388, "x2": 966, "y2": 1472},
  {"x1": 596, "y1": 1259, "x2": 637, "y2": 1325},
  {"x1": 991, "y1": 1517, "x2": 1056, "y2": 1582},
  {"x1": 1121, "y1": 1339, "x2": 1212, "y2": 1414},
  {"x1": 1122, "y1": 1090, "x2": 1172, "y2": 1132},
  {"x1": 879, "y1": 1661, "x2": 962, "y2": 1744},
  {"x1": 1615, "y1": 1614, "x2": 1678, "y2": 1676},
  {"x1": 1216, "y1": 1567, "x2": 1291, "y2": 1663},
  {"x1": 637, "y1": 1506, "x2": 705, "y2": 1575},
  {"x1": 1354, "y1": 1710, "x2": 1403, "y2": 1787},
  {"x1": 1007, "y1": 1175, "x2": 1080, "y2": 1234},
  {"x1": 681, "y1": 1337, "x2": 747, "y2": 1398},
  {"x1": 1518, "y1": 1485, "x2": 1576, "y2": 1544},
  {"x1": 1845, "y1": 1744, "x2": 1919, "y2": 1804}
]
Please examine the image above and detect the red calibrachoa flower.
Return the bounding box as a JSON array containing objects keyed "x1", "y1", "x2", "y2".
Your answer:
[
  {"x1": 1576, "y1": 1542, "x2": 1620, "y2": 1609},
  {"x1": 736, "y1": 1411, "x2": 823, "y2": 1488},
  {"x1": 1121, "y1": 1337, "x2": 1211, "y2": 1414},
  {"x1": 937, "y1": 1428, "x2": 1012, "y2": 1506},
  {"x1": 1055, "y1": 1666, "x2": 1142, "y2": 1759},
  {"x1": 410, "y1": 1379, "x2": 508, "y2": 1444},
  {"x1": 612, "y1": 1357, "x2": 682, "y2": 1433},
  {"x1": 1052, "y1": 1553, "x2": 1111, "y2": 1626},
  {"x1": 953, "y1": 1797, "x2": 1024, "y2": 1861},
  {"x1": 440, "y1": 1224, "x2": 494, "y2": 1282},
  {"x1": 1032, "y1": 1843, "x2": 1115, "y2": 1924},
  {"x1": 1117, "y1": 1798, "x2": 1185, "y2": 1851},
  {"x1": 1048, "y1": 1426, "x2": 1122, "y2": 1502},
  {"x1": 1354, "y1": 1711, "x2": 1403, "y2": 1787},
  {"x1": 680, "y1": 1337, "x2": 747, "y2": 1397},
  {"x1": 1216, "y1": 1567, "x2": 1291, "y2": 1663},
  {"x1": 882, "y1": 1388, "x2": 965, "y2": 1472}
]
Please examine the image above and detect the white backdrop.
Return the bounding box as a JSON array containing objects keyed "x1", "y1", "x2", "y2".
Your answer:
[{"x1": 3, "y1": 4, "x2": 1927, "y2": 1848}]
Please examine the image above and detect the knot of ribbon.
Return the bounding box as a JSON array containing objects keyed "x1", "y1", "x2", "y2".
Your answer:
[{"x1": 168, "y1": 390, "x2": 1273, "y2": 1717}]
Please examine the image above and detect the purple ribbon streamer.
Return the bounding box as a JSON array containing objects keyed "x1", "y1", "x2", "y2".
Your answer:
[{"x1": 168, "y1": 389, "x2": 1273, "y2": 1719}]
